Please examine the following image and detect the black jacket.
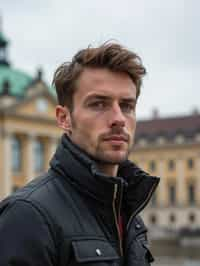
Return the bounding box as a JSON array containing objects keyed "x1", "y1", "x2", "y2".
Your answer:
[{"x1": 0, "y1": 134, "x2": 159, "y2": 266}]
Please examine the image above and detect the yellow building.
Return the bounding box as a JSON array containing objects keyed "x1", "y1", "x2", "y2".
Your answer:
[{"x1": 131, "y1": 112, "x2": 200, "y2": 231}]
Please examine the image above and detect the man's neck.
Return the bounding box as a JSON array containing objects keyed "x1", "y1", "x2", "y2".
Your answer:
[
  {"x1": 65, "y1": 135, "x2": 119, "y2": 177},
  {"x1": 96, "y1": 163, "x2": 118, "y2": 177}
]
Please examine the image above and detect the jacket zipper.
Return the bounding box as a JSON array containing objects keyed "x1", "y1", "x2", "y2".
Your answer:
[
  {"x1": 112, "y1": 183, "x2": 123, "y2": 256},
  {"x1": 126, "y1": 182, "x2": 158, "y2": 231}
]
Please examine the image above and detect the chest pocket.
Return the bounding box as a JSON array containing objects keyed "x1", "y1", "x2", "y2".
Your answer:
[{"x1": 71, "y1": 238, "x2": 119, "y2": 265}]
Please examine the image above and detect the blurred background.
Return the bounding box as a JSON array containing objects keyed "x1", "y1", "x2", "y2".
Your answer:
[{"x1": 0, "y1": 1, "x2": 200, "y2": 265}]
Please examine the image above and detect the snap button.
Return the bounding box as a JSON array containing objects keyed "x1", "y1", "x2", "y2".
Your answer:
[
  {"x1": 96, "y1": 249, "x2": 102, "y2": 256},
  {"x1": 135, "y1": 223, "x2": 141, "y2": 229}
]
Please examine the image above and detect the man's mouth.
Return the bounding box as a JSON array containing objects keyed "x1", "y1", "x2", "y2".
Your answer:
[{"x1": 103, "y1": 135, "x2": 129, "y2": 143}]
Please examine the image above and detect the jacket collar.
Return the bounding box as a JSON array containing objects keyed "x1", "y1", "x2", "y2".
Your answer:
[{"x1": 50, "y1": 134, "x2": 160, "y2": 212}]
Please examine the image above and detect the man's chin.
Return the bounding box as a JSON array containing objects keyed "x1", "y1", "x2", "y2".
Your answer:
[{"x1": 97, "y1": 152, "x2": 128, "y2": 165}]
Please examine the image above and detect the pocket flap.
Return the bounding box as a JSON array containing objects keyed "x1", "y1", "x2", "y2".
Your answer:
[{"x1": 72, "y1": 239, "x2": 119, "y2": 263}]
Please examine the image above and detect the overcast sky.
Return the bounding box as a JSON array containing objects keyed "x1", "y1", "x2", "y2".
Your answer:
[{"x1": 1, "y1": 0, "x2": 200, "y2": 119}]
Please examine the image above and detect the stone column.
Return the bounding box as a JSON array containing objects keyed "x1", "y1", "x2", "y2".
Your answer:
[
  {"x1": 177, "y1": 158, "x2": 185, "y2": 206},
  {"x1": 1, "y1": 131, "x2": 12, "y2": 199},
  {"x1": 24, "y1": 134, "x2": 35, "y2": 183},
  {"x1": 158, "y1": 159, "x2": 166, "y2": 206},
  {"x1": 138, "y1": 157, "x2": 146, "y2": 170},
  {"x1": 196, "y1": 155, "x2": 200, "y2": 205}
]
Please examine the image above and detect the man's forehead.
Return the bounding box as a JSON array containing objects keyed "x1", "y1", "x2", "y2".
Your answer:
[
  {"x1": 76, "y1": 68, "x2": 136, "y2": 98},
  {"x1": 79, "y1": 67, "x2": 133, "y2": 83}
]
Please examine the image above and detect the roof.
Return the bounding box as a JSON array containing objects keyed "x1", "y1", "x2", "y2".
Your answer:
[
  {"x1": 0, "y1": 65, "x2": 33, "y2": 97},
  {"x1": 136, "y1": 114, "x2": 200, "y2": 140}
]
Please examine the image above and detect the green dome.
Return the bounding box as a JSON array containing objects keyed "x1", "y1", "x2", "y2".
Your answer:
[
  {"x1": 0, "y1": 65, "x2": 33, "y2": 97},
  {"x1": 0, "y1": 25, "x2": 54, "y2": 98}
]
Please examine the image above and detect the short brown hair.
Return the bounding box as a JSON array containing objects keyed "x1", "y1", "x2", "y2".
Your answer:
[{"x1": 52, "y1": 42, "x2": 146, "y2": 109}]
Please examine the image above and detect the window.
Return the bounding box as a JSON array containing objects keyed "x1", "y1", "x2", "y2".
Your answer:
[
  {"x1": 11, "y1": 136, "x2": 21, "y2": 172},
  {"x1": 189, "y1": 213, "x2": 196, "y2": 223},
  {"x1": 187, "y1": 158, "x2": 194, "y2": 169},
  {"x1": 0, "y1": 48, "x2": 6, "y2": 60},
  {"x1": 33, "y1": 139, "x2": 45, "y2": 172},
  {"x1": 175, "y1": 134, "x2": 184, "y2": 144},
  {"x1": 169, "y1": 213, "x2": 176, "y2": 224},
  {"x1": 36, "y1": 98, "x2": 48, "y2": 113},
  {"x1": 138, "y1": 138, "x2": 148, "y2": 146},
  {"x1": 149, "y1": 214, "x2": 157, "y2": 225},
  {"x1": 168, "y1": 159, "x2": 175, "y2": 171},
  {"x1": 149, "y1": 160, "x2": 156, "y2": 172},
  {"x1": 169, "y1": 184, "x2": 176, "y2": 205},
  {"x1": 157, "y1": 136, "x2": 165, "y2": 145},
  {"x1": 188, "y1": 184, "x2": 196, "y2": 205},
  {"x1": 195, "y1": 133, "x2": 200, "y2": 142}
]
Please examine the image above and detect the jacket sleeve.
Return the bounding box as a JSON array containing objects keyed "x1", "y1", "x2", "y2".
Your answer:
[{"x1": 0, "y1": 200, "x2": 56, "y2": 266}]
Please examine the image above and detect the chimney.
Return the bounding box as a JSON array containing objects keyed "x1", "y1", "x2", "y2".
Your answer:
[
  {"x1": 152, "y1": 108, "x2": 159, "y2": 119},
  {"x1": 192, "y1": 108, "x2": 199, "y2": 116}
]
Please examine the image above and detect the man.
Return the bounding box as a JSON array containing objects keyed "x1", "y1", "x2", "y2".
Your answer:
[{"x1": 0, "y1": 43, "x2": 159, "y2": 265}]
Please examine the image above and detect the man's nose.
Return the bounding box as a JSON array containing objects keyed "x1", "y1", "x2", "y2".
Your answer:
[{"x1": 109, "y1": 103, "x2": 126, "y2": 127}]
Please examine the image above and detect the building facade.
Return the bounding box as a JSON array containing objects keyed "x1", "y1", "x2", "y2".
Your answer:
[
  {"x1": 131, "y1": 113, "x2": 200, "y2": 232},
  {"x1": 0, "y1": 24, "x2": 61, "y2": 200},
  {"x1": 131, "y1": 113, "x2": 200, "y2": 262}
]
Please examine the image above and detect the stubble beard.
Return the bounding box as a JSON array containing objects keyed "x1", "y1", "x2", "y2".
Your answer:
[
  {"x1": 69, "y1": 114, "x2": 133, "y2": 165},
  {"x1": 93, "y1": 141, "x2": 131, "y2": 165}
]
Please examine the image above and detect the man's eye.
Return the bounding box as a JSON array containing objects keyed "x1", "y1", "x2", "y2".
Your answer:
[
  {"x1": 89, "y1": 101, "x2": 106, "y2": 110},
  {"x1": 120, "y1": 103, "x2": 135, "y2": 113}
]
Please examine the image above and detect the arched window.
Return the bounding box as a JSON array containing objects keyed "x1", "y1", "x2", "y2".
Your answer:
[
  {"x1": 33, "y1": 139, "x2": 44, "y2": 172},
  {"x1": 11, "y1": 136, "x2": 21, "y2": 172},
  {"x1": 188, "y1": 183, "x2": 196, "y2": 205}
]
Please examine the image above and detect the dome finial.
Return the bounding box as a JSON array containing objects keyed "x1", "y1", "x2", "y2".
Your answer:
[
  {"x1": 0, "y1": 14, "x2": 10, "y2": 66},
  {"x1": 0, "y1": 12, "x2": 2, "y2": 33}
]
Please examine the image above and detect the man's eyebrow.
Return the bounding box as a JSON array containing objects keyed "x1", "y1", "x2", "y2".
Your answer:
[
  {"x1": 85, "y1": 95, "x2": 112, "y2": 102},
  {"x1": 85, "y1": 94, "x2": 136, "y2": 102}
]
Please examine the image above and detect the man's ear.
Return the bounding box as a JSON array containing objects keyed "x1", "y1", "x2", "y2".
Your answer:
[{"x1": 56, "y1": 105, "x2": 72, "y2": 134}]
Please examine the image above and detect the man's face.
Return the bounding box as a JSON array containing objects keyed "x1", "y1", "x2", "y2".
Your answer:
[{"x1": 67, "y1": 68, "x2": 137, "y2": 164}]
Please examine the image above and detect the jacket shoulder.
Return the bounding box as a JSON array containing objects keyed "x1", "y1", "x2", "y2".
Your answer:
[
  {"x1": 0, "y1": 172, "x2": 60, "y2": 228},
  {"x1": 1, "y1": 172, "x2": 53, "y2": 202}
]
